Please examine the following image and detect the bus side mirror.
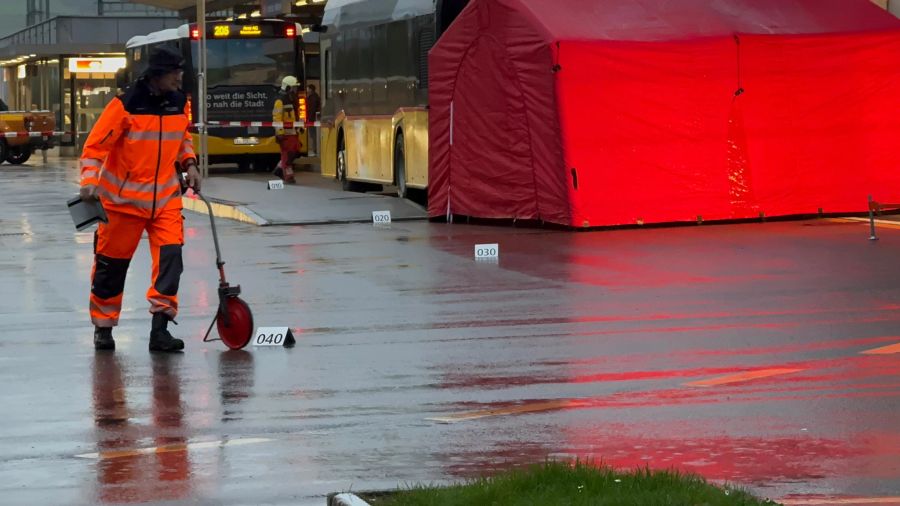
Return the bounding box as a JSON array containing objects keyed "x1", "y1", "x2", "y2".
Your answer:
[{"x1": 310, "y1": 24, "x2": 328, "y2": 33}]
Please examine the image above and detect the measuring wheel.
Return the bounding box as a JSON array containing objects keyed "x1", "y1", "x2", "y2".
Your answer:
[{"x1": 216, "y1": 296, "x2": 254, "y2": 350}]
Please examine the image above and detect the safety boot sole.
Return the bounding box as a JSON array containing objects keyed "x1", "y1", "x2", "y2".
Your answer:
[
  {"x1": 94, "y1": 339, "x2": 115, "y2": 351},
  {"x1": 149, "y1": 339, "x2": 184, "y2": 352}
]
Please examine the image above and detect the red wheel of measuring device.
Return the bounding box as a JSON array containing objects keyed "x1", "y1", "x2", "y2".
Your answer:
[{"x1": 217, "y1": 297, "x2": 254, "y2": 350}]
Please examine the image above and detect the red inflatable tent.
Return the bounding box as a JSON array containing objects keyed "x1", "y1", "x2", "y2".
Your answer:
[{"x1": 428, "y1": 0, "x2": 900, "y2": 227}]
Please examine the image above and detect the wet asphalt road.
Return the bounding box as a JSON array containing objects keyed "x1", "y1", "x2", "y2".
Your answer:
[{"x1": 1, "y1": 160, "x2": 899, "y2": 505}]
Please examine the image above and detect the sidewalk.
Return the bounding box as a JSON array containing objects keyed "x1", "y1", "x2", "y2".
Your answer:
[
  {"x1": 39, "y1": 152, "x2": 428, "y2": 226},
  {"x1": 182, "y1": 171, "x2": 429, "y2": 226}
]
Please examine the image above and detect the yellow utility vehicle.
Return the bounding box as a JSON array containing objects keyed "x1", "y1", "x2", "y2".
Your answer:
[{"x1": 0, "y1": 110, "x2": 56, "y2": 165}]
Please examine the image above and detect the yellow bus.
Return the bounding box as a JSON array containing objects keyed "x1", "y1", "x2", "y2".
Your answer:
[
  {"x1": 317, "y1": 0, "x2": 469, "y2": 199},
  {"x1": 126, "y1": 18, "x2": 309, "y2": 172}
]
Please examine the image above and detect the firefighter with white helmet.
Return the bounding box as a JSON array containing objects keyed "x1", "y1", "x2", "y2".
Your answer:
[
  {"x1": 273, "y1": 75, "x2": 301, "y2": 183},
  {"x1": 281, "y1": 75, "x2": 298, "y2": 90}
]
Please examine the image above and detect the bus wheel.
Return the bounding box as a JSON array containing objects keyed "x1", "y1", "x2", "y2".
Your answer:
[
  {"x1": 336, "y1": 136, "x2": 349, "y2": 189},
  {"x1": 337, "y1": 132, "x2": 369, "y2": 192},
  {"x1": 394, "y1": 132, "x2": 407, "y2": 199},
  {"x1": 237, "y1": 159, "x2": 251, "y2": 172},
  {"x1": 0, "y1": 141, "x2": 7, "y2": 165},
  {"x1": 6, "y1": 146, "x2": 32, "y2": 165},
  {"x1": 252, "y1": 155, "x2": 278, "y2": 173}
]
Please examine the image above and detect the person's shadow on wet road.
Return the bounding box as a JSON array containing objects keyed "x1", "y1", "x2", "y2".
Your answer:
[
  {"x1": 218, "y1": 350, "x2": 255, "y2": 423},
  {"x1": 90, "y1": 353, "x2": 191, "y2": 503}
]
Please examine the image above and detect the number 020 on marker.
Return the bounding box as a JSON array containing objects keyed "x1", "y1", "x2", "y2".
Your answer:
[{"x1": 372, "y1": 210, "x2": 391, "y2": 224}]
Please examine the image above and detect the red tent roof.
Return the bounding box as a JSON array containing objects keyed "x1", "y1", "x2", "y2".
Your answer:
[{"x1": 517, "y1": 0, "x2": 900, "y2": 42}]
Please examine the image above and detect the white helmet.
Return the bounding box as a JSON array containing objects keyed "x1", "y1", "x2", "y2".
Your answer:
[{"x1": 281, "y1": 75, "x2": 298, "y2": 91}]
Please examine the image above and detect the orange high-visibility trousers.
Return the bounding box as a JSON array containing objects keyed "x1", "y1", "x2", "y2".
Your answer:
[
  {"x1": 90, "y1": 207, "x2": 184, "y2": 327},
  {"x1": 279, "y1": 134, "x2": 299, "y2": 179}
]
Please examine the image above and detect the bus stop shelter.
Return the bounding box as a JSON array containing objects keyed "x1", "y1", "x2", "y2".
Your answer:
[{"x1": 427, "y1": 0, "x2": 900, "y2": 227}]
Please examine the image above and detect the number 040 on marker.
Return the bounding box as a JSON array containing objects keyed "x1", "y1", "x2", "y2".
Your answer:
[{"x1": 252, "y1": 327, "x2": 296, "y2": 347}]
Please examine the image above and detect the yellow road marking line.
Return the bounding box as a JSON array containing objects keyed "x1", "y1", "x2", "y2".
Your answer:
[
  {"x1": 433, "y1": 368, "x2": 807, "y2": 422},
  {"x1": 781, "y1": 498, "x2": 900, "y2": 505},
  {"x1": 831, "y1": 217, "x2": 900, "y2": 230},
  {"x1": 74, "y1": 437, "x2": 271, "y2": 460},
  {"x1": 861, "y1": 342, "x2": 900, "y2": 355},
  {"x1": 426, "y1": 399, "x2": 583, "y2": 424},
  {"x1": 181, "y1": 196, "x2": 265, "y2": 225},
  {"x1": 684, "y1": 368, "x2": 803, "y2": 387}
]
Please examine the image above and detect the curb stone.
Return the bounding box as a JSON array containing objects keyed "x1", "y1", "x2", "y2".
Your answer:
[
  {"x1": 181, "y1": 195, "x2": 269, "y2": 226},
  {"x1": 327, "y1": 492, "x2": 372, "y2": 506}
]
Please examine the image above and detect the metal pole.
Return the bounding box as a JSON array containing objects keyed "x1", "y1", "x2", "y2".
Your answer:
[
  {"x1": 869, "y1": 195, "x2": 878, "y2": 241},
  {"x1": 198, "y1": 0, "x2": 209, "y2": 179}
]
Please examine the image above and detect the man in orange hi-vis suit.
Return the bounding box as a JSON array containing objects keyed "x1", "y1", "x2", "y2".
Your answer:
[{"x1": 79, "y1": 46, "x2": 200, "y2": 352}]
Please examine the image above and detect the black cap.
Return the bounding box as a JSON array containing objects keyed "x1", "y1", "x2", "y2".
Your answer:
[{"x1": 147, "y1": 46, "x2": 184, "y2": 75}]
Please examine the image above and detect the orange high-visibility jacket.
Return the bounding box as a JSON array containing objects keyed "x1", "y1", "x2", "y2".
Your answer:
[{"x1": 79, "y1": 80, "x2": 196, "y2": 218}]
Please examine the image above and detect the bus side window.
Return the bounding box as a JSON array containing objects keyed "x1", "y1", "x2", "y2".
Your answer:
[
  {"x1": 417, "y1": 27, "x2": 434, "y2": 89},
  {"x1": 324, "y1": 49, "x2": 331, "y2": 99},
  {"x1": 437, "y1": 0, "x2": 470, "y2": 39},
  {"x1": 306, "y1": 53, "x2": 321, "y2": 81}
]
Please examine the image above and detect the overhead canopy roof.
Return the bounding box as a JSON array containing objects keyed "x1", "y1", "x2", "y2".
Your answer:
[
  {"x1": 131, "y1": 0, "x2": 327, "y2": 21},
  {"x1": 129, "y1": 0, "x2": 277, "y2": 18},
  {"x1": 130, "y1": 0, "x2": 238, "y2": 10},
  {"x1": 130, "y1": 0, "x2": 189, "y2": 8},
  {"x1": 0, "y1": 16, "x2": 182, "y2": 60}
]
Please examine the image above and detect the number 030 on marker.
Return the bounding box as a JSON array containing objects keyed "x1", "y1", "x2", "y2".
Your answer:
[{"x1": 474, "y1": 243, "x2": 499, "y2": 259}]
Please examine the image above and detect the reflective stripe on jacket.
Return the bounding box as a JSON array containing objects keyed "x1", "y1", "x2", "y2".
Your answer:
[
  {"x1": 273, "y1": 91, "x2": 298, "y2": 136},
  {"x1": 79, "y1": 81, "x2": 195, "y2": 218}
]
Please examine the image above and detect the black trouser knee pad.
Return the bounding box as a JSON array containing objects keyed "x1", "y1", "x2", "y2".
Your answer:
[
  {"x1": 155, "y1": 244, "x2": 183, "y2": 296},
  {"x1": 92, "y1": 255, "x2": 131, "y2": 299}
]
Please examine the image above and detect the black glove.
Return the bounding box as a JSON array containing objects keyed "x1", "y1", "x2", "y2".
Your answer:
[
  {"x1": 79, "y1": 185, "x2": 98, "y2": 202},
  {"x1": 184, "y1": 161, "x2": 201, "y2": 193}
]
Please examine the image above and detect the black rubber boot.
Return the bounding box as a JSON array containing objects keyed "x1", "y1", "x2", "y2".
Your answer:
[
  {"x1": 94, "y1": 327, "x2": 115, "y2": 351},
  {"x1": 149, "y1": 313, "x2": 184, "y2": 352}
]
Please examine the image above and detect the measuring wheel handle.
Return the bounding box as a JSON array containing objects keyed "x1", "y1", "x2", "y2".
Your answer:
[{"x1": 195, "y1": 190, "x2": 256, "y2": 350}]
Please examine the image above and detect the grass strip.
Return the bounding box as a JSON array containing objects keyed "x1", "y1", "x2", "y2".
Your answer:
[{"x1": 361, "y1": 461, "x2": 778, "y2": 506}]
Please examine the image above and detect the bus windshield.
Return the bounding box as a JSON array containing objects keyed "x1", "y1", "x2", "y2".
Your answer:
[
  {"x1": 191, "y1": 36, "x2": 299, "y2": 121},
  {"x1": 197, "y1": 38, "x2": 296, "y2": 88}
]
